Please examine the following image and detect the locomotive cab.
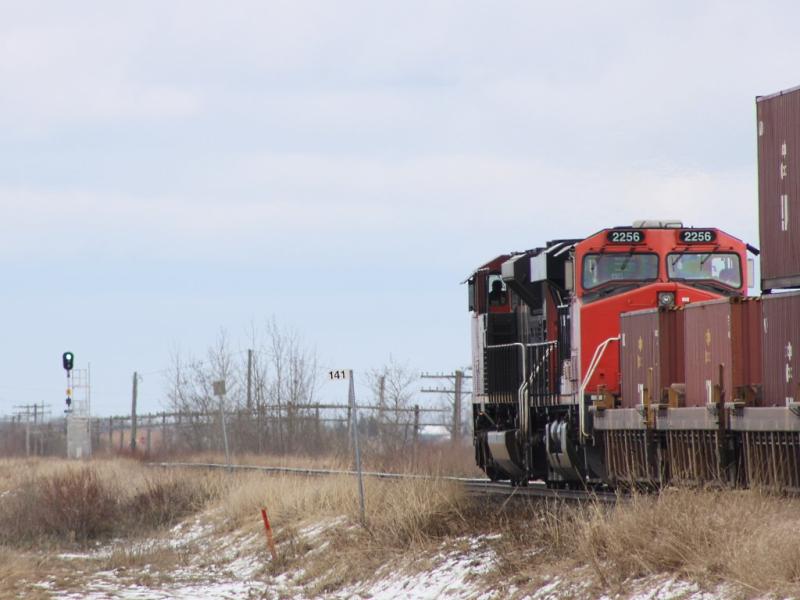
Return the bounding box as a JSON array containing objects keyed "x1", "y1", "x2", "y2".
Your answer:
[
  {"x1": 468, "y1": 242, "x2": 580, "y2": 484},
  {"x1": 575, "y1": 222, "x2": 750, "y2": 401}
]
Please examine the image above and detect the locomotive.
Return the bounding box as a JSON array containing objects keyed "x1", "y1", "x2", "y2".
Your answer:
[
  {"x1": 468, "y1": 85, "x2": 800, "y2": 491},
  {"x1": 467, "y1": 220, "x2": 767, "y2": 488}
]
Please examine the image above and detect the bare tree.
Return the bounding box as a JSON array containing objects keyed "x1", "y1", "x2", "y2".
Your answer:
[
  {"x1": 163, "y1": 321, "x2": 322, "y2": 455},
  {"x1": 264, "y1": 318, "x2": 318, "y2": 453},
  {"x1": 367, "y1": 357, "x2": 418, "y2": 453},
  {"x1": 165, "y1": 331, "x2": 239, "y2": 451}
]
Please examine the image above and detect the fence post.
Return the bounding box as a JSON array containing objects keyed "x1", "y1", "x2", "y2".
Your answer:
[
  {"x1": 413, "y1": 404, "x2": 420, "y2": 448},
  {"x1": 257, "y1": 401, "x2": 264, "y2": 454},
  {"x1": 130, "y1": 372, "x2": 138, "y2": 452},
  {"x1": 378, "y1": 375, "x2": 386, "y2": 443},
  {"x1": 288, "y1": 401, "x2": 295, "y2": 454},
  {"x1": 348, "y1": 370, "x2": 366, "y2": 525},
  {"x1": 453, "y1": 369, "x2": 463, "y2": 444},
  {"x1": 346, "y1": 404, "x2": 352, "y2": 452},
  {"x1": 315, "y1": 405, "x2": 320, "y2": 451},
  {"x1": 162, "y1": 413, "x2": 167, "y2": 453}
]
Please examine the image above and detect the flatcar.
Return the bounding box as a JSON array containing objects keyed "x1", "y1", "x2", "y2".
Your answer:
[{"x1": 467, "y1": 220, "x2": 770, "y2": 488}]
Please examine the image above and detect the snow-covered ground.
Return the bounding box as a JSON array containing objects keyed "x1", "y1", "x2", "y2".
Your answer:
[{"x1": 27, "y1": 514, "x2": 764, "y2": 600}]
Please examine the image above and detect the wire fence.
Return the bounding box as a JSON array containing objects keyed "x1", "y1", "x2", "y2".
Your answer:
[{"x1": 0, "y1": 401, "x2": 462, "y2": 458}]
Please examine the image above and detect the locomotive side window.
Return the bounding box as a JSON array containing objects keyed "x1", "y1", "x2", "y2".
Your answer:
[
  {"x1": 468, "y1": 277, "x2": 475, "y2": 311},
  {"x1": 667, "y1": 253, "x2": 741, "y2": 288},
  {"x1": 487, "y1": 274, "x2": 507, "y2": 306},
  {"x1": 582, "y1": 253, "x2": 658, "y2": 289}
]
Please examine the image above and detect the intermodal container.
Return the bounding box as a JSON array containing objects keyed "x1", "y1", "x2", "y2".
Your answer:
[
  {"x1": 757, "y1": 86, "x2": 800, "y2": 289},
  {"x1": 683, "y1": 298, "x2": 762, "y2": 407},
  {"x1": 761, "y1": 291, "x2": 800, "y2": 406},
  {"x1": 619, "y1": 308, "x2": 684, "y2": 408}
]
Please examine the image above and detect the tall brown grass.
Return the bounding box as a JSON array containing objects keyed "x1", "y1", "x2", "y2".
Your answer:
[
  {"x1": 487, "y1": 488, "x2": 800, "y2": 597},
  {"x1": 572, "y1": 488, "x2": 800, "y2": 595},
  {"x1": 0, "y1": 460, "x2": 220, "y2": 546},
  {"x1": 6, "y1": 457, "x2": 800, "y2": 597},
  {"x1": 169, "y1": 440, "x2": 482, "y2": 478}
]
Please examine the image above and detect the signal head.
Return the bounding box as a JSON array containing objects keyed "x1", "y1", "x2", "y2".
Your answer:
[{"x1": 62, "y1": 352, "x2": 74, "y2": 371}]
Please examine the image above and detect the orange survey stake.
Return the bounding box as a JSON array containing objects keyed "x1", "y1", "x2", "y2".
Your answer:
[{"x1": 260, "y1": 507, "x2": 278, "y2": 560}]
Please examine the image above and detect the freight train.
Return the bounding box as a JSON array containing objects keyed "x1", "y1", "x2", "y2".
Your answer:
[{"x1": 468, "y1": 84, "x2": 800, "y2": 491}]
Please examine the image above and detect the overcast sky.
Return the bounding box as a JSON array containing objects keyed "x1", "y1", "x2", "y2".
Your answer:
[{"x1": 0, "y1": 1, "x2": 796, "y2": 416}]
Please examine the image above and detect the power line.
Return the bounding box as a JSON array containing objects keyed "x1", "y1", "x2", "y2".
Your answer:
[{"x1": 420, "y1": 369, "x2": 471, "y2": 441}]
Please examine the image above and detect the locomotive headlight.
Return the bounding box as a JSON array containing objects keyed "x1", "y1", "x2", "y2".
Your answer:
[{"x1": 658, "y1": 292, "x2": 676, "y2": 308}]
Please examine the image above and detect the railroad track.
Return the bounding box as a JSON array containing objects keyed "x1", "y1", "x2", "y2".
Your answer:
[{"x1": 150, "y1": 462, "x2": 619, "y2": 503}]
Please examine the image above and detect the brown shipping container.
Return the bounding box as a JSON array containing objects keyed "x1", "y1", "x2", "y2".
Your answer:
[
  {"x1": 761, "y1": 291, "x2": 800, "y2": 406},
  {"x1": 757, "y1": 86, "x2": 800, "y2": 289},
  {"x1": 619, "y1": 308, "x2": 684, "y2": 408},
  {"x1": 683, "y1": 298, "x2": 762, "y2": 407}
]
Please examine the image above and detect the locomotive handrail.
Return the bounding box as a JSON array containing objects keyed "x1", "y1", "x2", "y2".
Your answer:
[
  {"x1": 529, "y1": 341, "x2": 556, "y2": 380},
  {"x1": 579, "y1": 336, "x2": 620, "y2": 441},
  {"x1": 484, "y1": 342, "x2": 528, "y2": 439},
  {"x1": 485, "y1": 341, "x2": 557, "y2": 440},
  {"x1": 529, "y1": 341, "x2": 557, "y2": 403}
]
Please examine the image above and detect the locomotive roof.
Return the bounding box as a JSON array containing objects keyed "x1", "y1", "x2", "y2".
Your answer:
[{"x1": 464, "y1": 239, "x2": 581, "y2": 282}]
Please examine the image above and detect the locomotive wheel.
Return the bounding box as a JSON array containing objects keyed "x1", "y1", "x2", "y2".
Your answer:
[{"x1": 485, "y1": 465, "x2": 502, "y2": 482}]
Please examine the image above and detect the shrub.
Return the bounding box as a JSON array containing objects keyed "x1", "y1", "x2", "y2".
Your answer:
[
  {"x1": 1, "y1": 467, "x2": 118, "y2": 543},
  {"x1": 0, "y1": 464, "x2": 219, "y2": 546}
]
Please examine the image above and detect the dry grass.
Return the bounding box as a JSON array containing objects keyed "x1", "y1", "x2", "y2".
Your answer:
[
  {"x1": 102, "y1": 544, "x2": 190, "y2": 576},
  {"x1": 220, "y1": 471, "x2": 468, "y2": 536},
  {"x1": 0, "y1": 456, "x2": 473, "y2": 595},
  {"x1": 173, "y1": 441, "x2": 482, "y2": 477},
  {"x1": 0, "y1": 546, "x2": 55, "y2": 599},
  {"x1": 0, "y1": 459, "x2": 222, "y2": 546},
  {"x1": 169, "y1": 450, "x2": 350, "y2": 470},
  {"x1": 482, "y1": 488, "x2": 800, "y2": 598},
  {"x1": 210, "y1": 469, "x2": 471, "y2": 592},
  {"x1": 6, "y1": 456, "x2": 800, "y2": 598},
  {"x1": 572, "y1": 488, "x2": 800, "y2": 596}
]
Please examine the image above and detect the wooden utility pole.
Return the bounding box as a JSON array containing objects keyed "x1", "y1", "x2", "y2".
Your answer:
[
  {"x1": 246, "y1": 349, "x2": 253, "y2": 411},
  {"x1": 454, "y1": 370, "x2": 463, "y2": 441},
  {"x1": 420, "y1": 369, "x2": 473, "y2": 443},
  {"x1": 377, "y1": 374, "x2": 386, "y2": 441},
  {"x1": 130, "y1": 372, "x2": 138, "y2": 451},
  {"x1": 413, "y1": 405, "x2": 420, "y2": 446}
]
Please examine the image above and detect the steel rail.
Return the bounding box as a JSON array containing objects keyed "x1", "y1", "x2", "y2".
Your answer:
[{"x1": 149, "y1": 462, "x2": 619, "y2": 503}]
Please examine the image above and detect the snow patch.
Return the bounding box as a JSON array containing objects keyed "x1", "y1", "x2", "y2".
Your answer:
[{"x1": 335, "y1": 543, "x2": 495, "y2": 600}]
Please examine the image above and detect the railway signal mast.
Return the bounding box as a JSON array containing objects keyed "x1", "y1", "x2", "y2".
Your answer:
[
  {"x1": 62, "y1": 351, "x2": 74, "y2": 412},
  {"x1": 62, "y1": 351, "x2": 92, "y2": 459}
]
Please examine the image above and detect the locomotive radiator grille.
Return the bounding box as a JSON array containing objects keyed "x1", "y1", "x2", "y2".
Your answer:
[{"x1": 483, "y1": 341, "x2": 560, "y2": 405}]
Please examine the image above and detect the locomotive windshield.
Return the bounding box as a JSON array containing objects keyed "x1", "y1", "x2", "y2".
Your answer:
[
  {"x1": 667, "y1": 252, "x2": 741, "y2": 288},
  {"x1": 582, "y1": 253, "x2": 658, "y2": 289}
]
